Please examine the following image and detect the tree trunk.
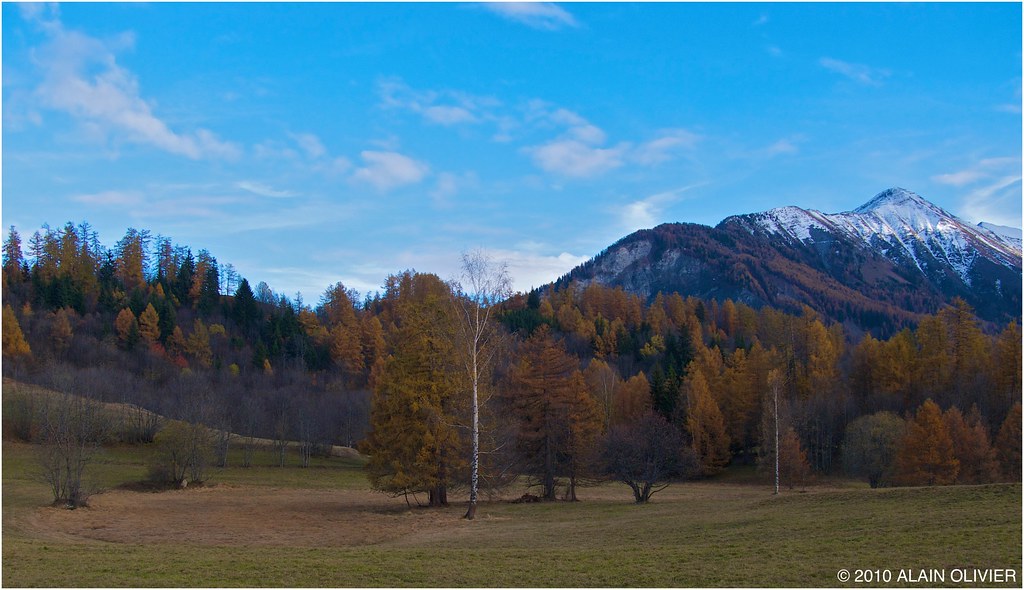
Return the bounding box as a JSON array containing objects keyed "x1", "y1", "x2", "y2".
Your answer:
[{"x1": 466, "y1": 354, "x2": 479, "y2": 520}]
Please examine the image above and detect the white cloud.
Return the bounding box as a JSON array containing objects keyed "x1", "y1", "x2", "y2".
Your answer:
[
  {"x1": 71, "y1": 190, "x2": 143, "y2": 206},
  {"x1": 482, "y1": 3, "x2": 579, "y2": 31},
  {"x1": 351, "y1": 151, "x2": 430, "y2": 191},
  {"x1": 619, "y1": 184, "x2": 707, "y2": 232},
  {"x1": 25, "y1": 11, "x2": 240, "y2": 160},
  {"x1": 933, "y1": 157, "x2": 1020, "y2": 187},
  {"x1": 933, "y1": 157, "x2": 1022, "y2": 227},
  {"x1": 961, "y1": 176, "x2": 1022, "y2": 227},
  {"x1": 526, "y1": 139, "x2": 628, "y2": 178},
  {"x1": 235, "y1": 181, "x2": 298, "y2": 199},
  {"x1": 423, "y1": 105, "x2": 478, "y2": 125},
  {"x1": 494, "y1": 249, "x2": 590, "y2": 292},
  {"x1": 753, "y1": 14, "x2": 769, "y2": 27},
  {"x1": 819, "y1": 57, "x2": 889, "y2": 86},
  {"x1": 761, "y1": 137, "x2": 801, "y2": 158},
  {"x1": 632, "y1": 129, "x2": 702, "y2": 165},
  {"x1": 378, "y1": 78, "x2": 492, "y2": 126}
]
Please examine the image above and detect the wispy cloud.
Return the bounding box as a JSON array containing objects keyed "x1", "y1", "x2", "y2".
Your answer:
[
  {"x1": 758, "y1": 136, "x2": 803, "y2": 158},
  {"x1": 71, "y1": 190, "x2": 143, "y2": 207},
  {"x1": 526, "y1": 140, "x2": 628, "y2": 178},
  {"x1": 378, "y1": 78, "x2": 495, "y2": 126},
  {"x1": 23, "y1": 7, "x2": 240, "y2": 160},
  {"x1": 351, "y1": 150, "x2": 430, "y2": 191},
  {"x1": 482, "y1": 3, "x2": 579, "y2": 31},
  {"x1": 235, "y1": 181, "x2": 298, "y2": 199},
  {"x1": 753, "y1": 14, "x2": 769, "y2": 27},
  {"x1": 933, "y1": 157, "x2": 1020, "y2": 187},
  {"x1": 619, "y1": 184, "x2": 707, "y2": 232},
  {"x1": 631, "y1": 129, "x2": 702, "y2": 165},
  {"x1": 934, "y1": 157, "x2": 1022, "y2": 226},
  {"x1": 819, "y1": 57, "x2": 889, "y2": 86}
]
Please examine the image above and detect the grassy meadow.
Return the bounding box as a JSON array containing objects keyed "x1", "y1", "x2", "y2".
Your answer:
[{"x1": 2, "y1": 433, "x2": 1021, "y2": 587}]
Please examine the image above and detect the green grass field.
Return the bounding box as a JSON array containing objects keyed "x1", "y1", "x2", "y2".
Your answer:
[{"x1": 3, "y1": 435, "x2": 1020, "y2": 588}]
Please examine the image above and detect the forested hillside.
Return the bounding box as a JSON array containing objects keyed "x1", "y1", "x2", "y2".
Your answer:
[{"x1": 2, "y1": 221, "x2": 1020, "y2": 504}]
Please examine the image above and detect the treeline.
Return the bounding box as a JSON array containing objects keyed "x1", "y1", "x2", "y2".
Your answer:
[
  {"x1": 1, "y1": 222, "x2": 372, "y2": 454},
  {"x1": 2, "y1": 221, "x2": 1021, "y2": 504}
]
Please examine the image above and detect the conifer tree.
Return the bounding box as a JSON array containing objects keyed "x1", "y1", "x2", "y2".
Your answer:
[
  {"x1": 114, "y1": 308, "x2": 139, "y2": 348},
  {"x1": 2, "y1": 305, "x2": 32, "y2": 359},
  {"x1": 778, "y1": 427, "x2": 811, "y2": 489},
  {"x1": 506, "y1": 325, "x2": 586, "y2": 500},
  {"x1": 3, "y1": 226, "x2": 24, "y2": 285},
  {"x1": 360, "y1": 272, "x2": 464, "y2": 507},
  {"x1": 893, "y1": 399, "x2": 959, "y2": 486},
  {"x1": 994, "y1": 403, "x2": 1022, "y2": 482},
  {"x1": 138, "y1": 303, "x2": 161, "y2": 344},
  {"x1": 944, "y1": 406, "x2": 998, "y2": 484},
  {"x1": 613, "y1": 372, "x2": 651, "y2": 427},
  {"x1": 684, "y1": 369, "x2": 731, "y2": 476}
]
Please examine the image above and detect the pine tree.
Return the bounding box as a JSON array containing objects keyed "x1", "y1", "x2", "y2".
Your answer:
[
  {"x1": 3, "y1": 226, "x2": 24, "y2": 285},
  {"x1": 232, "y1": 279, "x2": 259, "y2": 329},
  {"x1": 893, "y1": 399, "x2": 959, "y2": 486}
]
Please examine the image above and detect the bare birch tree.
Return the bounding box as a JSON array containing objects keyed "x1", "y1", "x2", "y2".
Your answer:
[{"x1": 451, "y1": 250, "x2": 511, "y2": 520}]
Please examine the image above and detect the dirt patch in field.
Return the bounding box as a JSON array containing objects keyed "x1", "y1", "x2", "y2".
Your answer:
[{"x1": 27, "y1": 485, "x2": 467, "y2": 547}]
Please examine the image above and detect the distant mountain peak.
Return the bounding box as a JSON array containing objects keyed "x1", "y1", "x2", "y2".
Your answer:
[{"x1": 853, "y1": 187, "x2": 938, "y2": 215}]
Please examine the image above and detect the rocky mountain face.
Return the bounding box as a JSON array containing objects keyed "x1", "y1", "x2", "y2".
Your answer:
[{"x1": 553, "y1": 188, "x2": 1021, "y2": 334}]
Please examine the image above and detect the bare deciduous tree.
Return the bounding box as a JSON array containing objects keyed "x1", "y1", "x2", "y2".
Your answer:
[
  {"x1": 602, "y1": 411, "x2": 696, "y2": 503},
  {"x1": 37, "y1": 382, "x2": 109, "y2": 508},
  {"x1": 450, "y1": 250, "x2": 511, "y2": 520}
]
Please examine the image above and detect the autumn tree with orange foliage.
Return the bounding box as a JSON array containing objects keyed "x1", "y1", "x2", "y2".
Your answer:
[
  {"x1": 943, "y1": 406, "x2": 998, "y2": 484},
  {"x1": 894, "y1": 399, "x2": 959, "y2": 486},
  {"x1": 506, "y1": 326, "x2": 602, "y2": 500},
  {"x1": 684, "y1": 369, "x2": 730, "y2": 476},
  {"x1": 994, "y1": 403, "x2": 1021, "y2": 482}
]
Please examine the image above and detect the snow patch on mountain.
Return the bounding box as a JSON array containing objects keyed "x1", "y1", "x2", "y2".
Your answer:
[
  {"x1": 979, "y1": 222, "x2": 1023, "y2": 251},
  {"x1": 728, "y1": 187, "x2": 1021, "y2": 286}
]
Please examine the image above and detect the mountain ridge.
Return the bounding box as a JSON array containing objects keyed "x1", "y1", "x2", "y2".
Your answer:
[{"x1": 553, "y1": 188, "x2": 1021, "y2": 334}]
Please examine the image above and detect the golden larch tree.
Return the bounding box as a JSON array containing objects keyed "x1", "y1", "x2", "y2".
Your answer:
[
  {"x1": 2, "y1": 305, "x2": 31, "y2": 359},
  {"x1": 138, "y1": 303, "x2": 161, "y2": 344},
  {"x1": 943, "y1": 406, "x2": 998, "y2": 484},
  {"x1": 994, "y1": 403, "x2": 1022, "y2": 482},
  {"x1": 684, "y1": 368, "x2": 731, "y2": 476},
  {"x1": 894, "y1": 399, "x2": 959, "y2": 486}
]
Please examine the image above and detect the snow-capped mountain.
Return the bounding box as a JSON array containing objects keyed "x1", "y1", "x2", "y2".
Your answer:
[
  {"x1": 723, "y1": 188, "x2": 1021, "y2": 287},
  {"x1": 552, "y1": 188, "x2": 1022, "y2": 333},
  {"x1": 979, "y1": 222, "x2": 1023, "y2": 252}
]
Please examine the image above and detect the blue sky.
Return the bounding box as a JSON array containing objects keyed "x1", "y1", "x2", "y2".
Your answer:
[{"x1": 3, "y1": 2, "x2": 1021, "y2": 300}]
